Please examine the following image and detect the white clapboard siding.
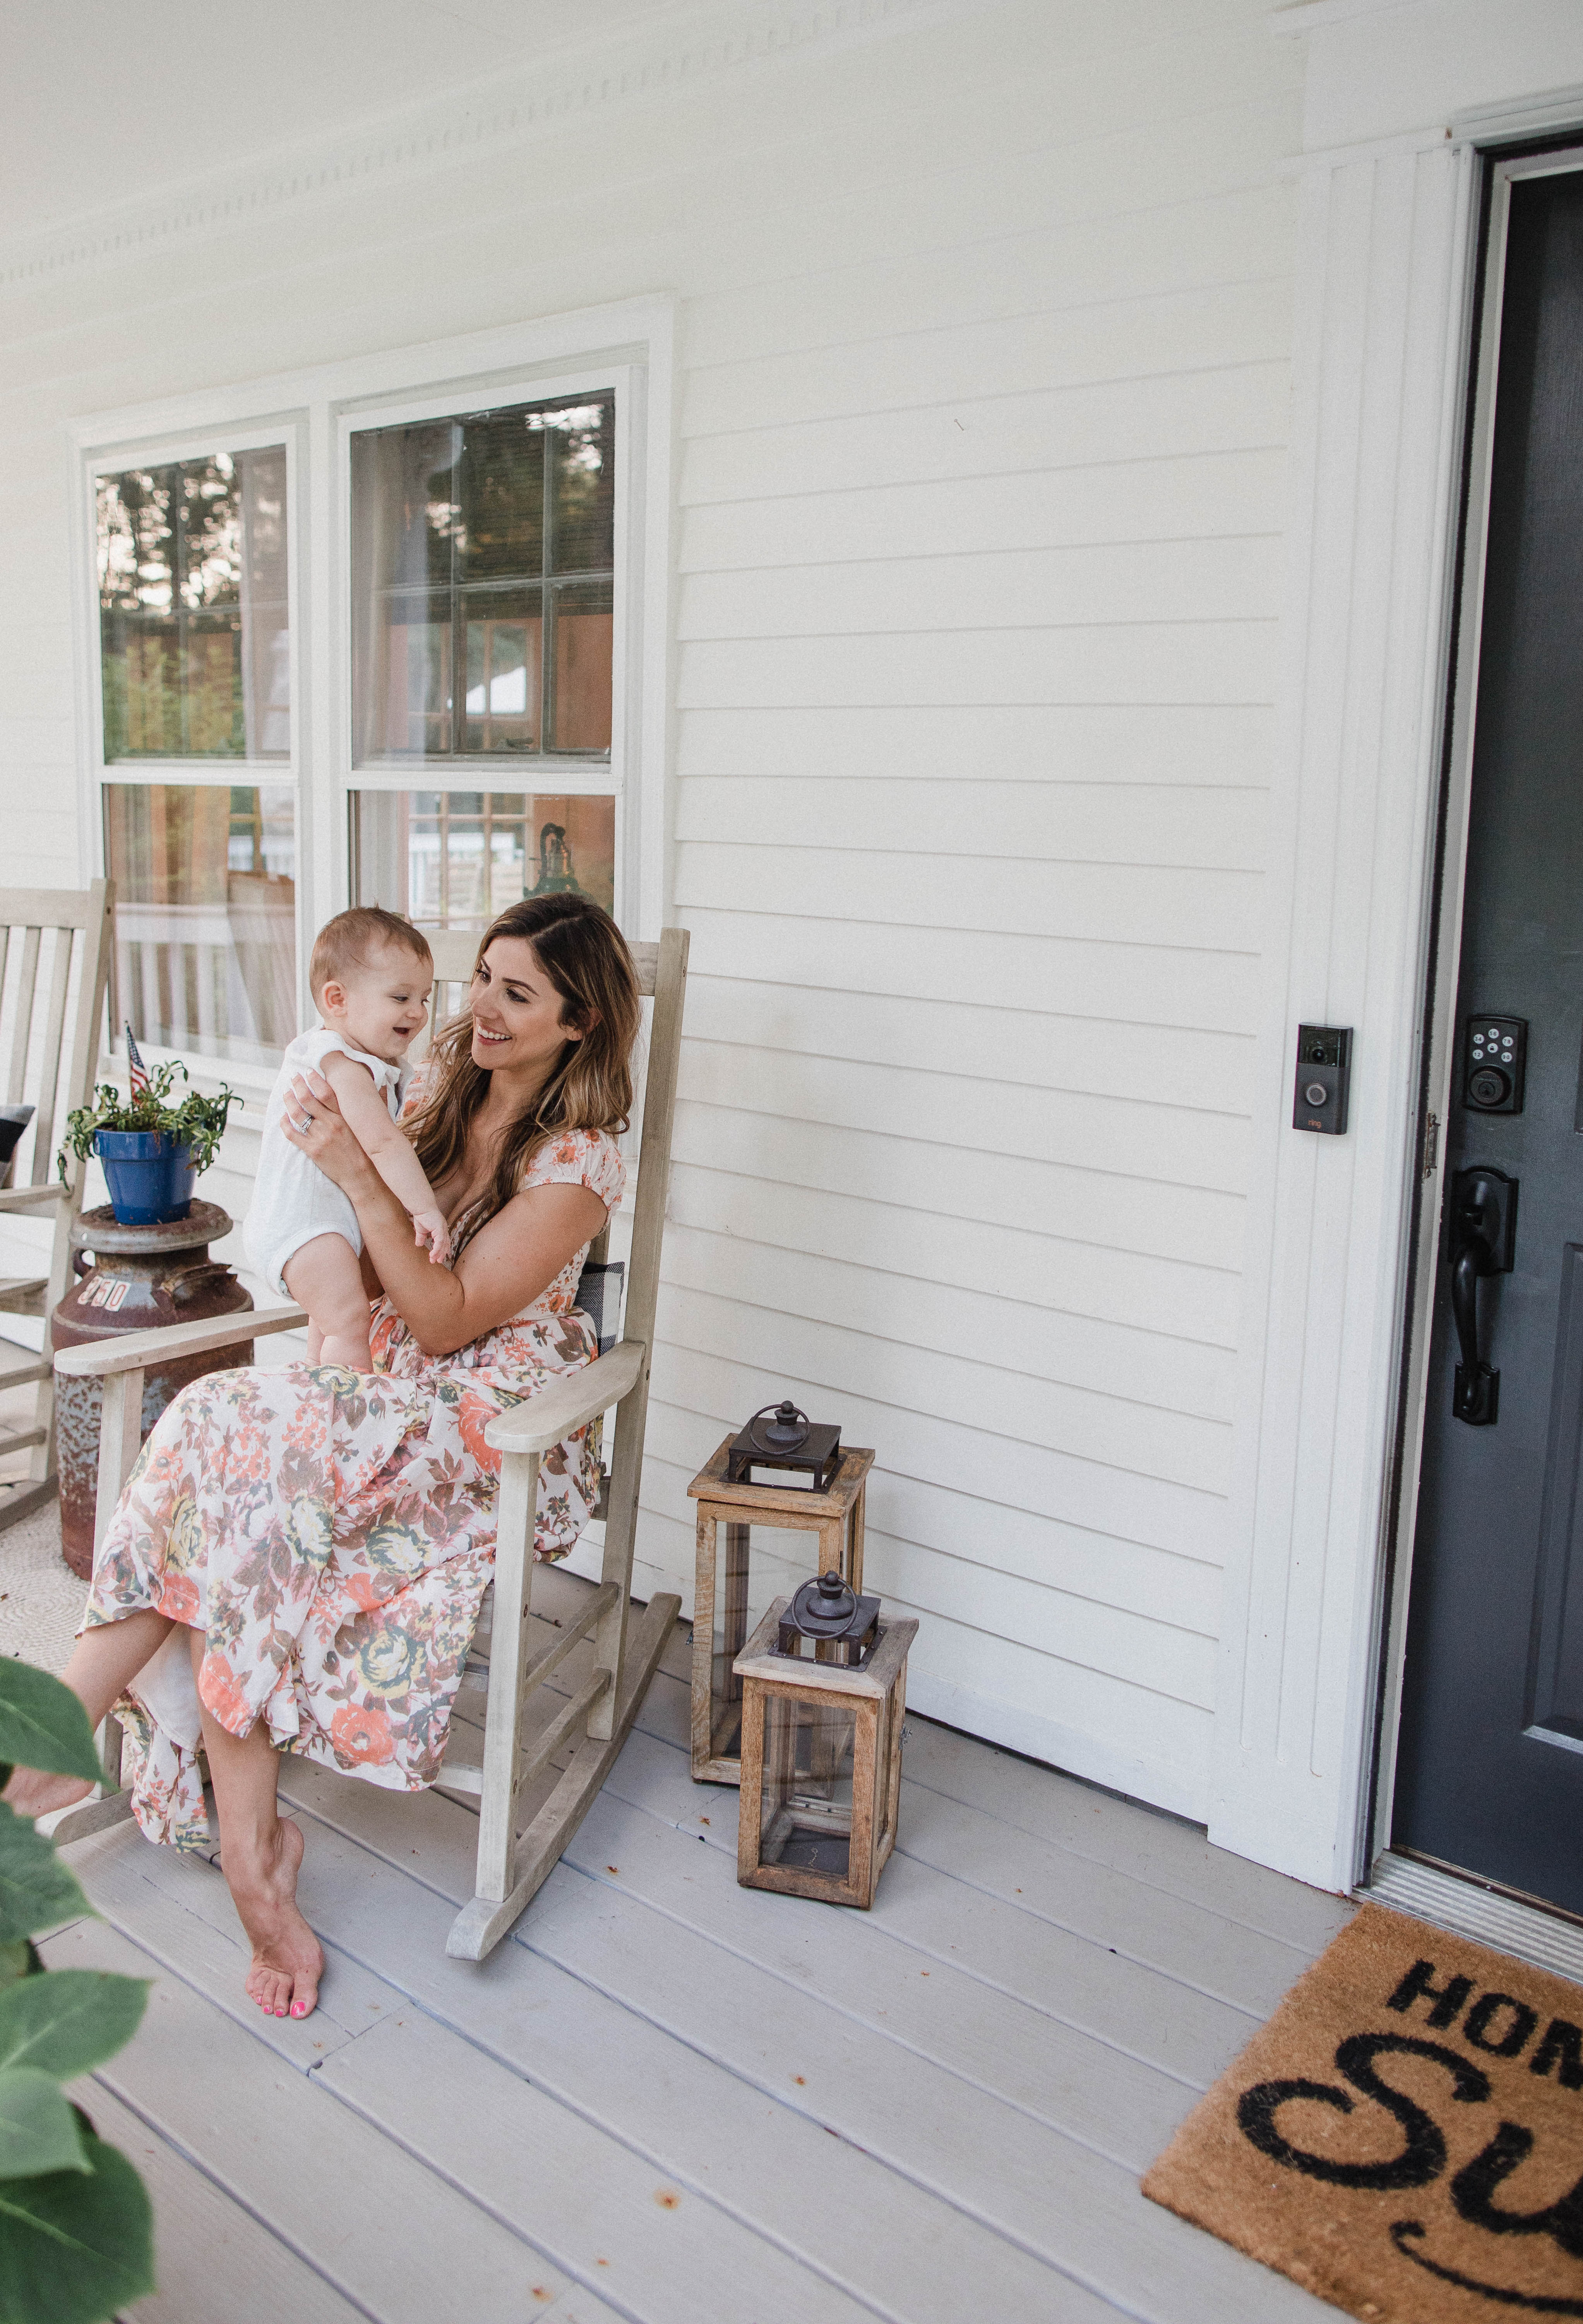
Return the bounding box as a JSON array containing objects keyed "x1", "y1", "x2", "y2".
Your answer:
[
  {"x1": 680, "y1": 450, "x2": 1290, "y2": 572},
  {"x1": 675, "y1": 843, "x2": 1264, "y2": 955},
  {"x1": 662, "y1": 1225, "x2": 1235, "y2": 1421},
  {"x1": 0, "y1": 0, "x2": 1301, "y2": 1818},
  {"x1": 686, "y1": 907, "x2": 1263, "y2": 1029},
  {"x1": 676, "y1": 777, "x2": 1269, "y2": 871},
  {"x1": 677, "y1": 701, "x2": 1277, "y2": 785},
  {"x1": 677, "y1": 1043, "x2": 1251, "y2": 1195},
  {"x1": 682, "y1": 372, "x2": 1290, "y2": 505},
  {"x1": 667, "y1": 1163, "x2": 1244, "y2": 1349},
  {"x1": 683, "y1": 271, "x2": 1295, "y2": 438},
  {"x1": 680, "y1": 975, "x2": 1256, "y2": 1112}
]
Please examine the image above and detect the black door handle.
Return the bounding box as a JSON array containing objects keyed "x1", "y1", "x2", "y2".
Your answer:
[{"x1": 1449, "y1": 1166, "x2": 1518, "y2": 1425}]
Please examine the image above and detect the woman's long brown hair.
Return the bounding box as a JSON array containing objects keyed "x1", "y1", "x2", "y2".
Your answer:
[{"x1": 403, "y1": 894, "x2": 639, "y2": 1248}]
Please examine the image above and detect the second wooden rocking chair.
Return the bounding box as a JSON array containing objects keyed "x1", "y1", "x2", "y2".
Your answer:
[{"x1": 51, "y1": 925, "x2": 687, "y2": 1962}]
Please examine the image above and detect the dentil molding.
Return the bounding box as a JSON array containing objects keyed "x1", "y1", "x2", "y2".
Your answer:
[{"x1": 0, "y1": 0, "x2": 966, "y2": 295}]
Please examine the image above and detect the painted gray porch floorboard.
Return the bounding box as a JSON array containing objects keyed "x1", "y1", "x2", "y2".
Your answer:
[{"x1": 56, "y1": 1569, "x2": 1345, "y2": 2323}]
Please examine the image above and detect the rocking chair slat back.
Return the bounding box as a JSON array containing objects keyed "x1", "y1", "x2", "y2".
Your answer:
[{"x1": 0, "y1": 880, "x2": 115, "y2": 1528}]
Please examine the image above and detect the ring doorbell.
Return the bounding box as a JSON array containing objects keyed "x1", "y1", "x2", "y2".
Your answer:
[{"x1": 1293, "y1": 1025, "x2": 1352, "y2": 1135}]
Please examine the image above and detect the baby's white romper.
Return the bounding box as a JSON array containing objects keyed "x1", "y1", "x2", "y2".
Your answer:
[{"x1": 243, "y1": 1029, "x2": 410, "y2": 1296}]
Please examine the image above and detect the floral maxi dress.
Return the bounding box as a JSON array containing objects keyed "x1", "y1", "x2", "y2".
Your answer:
[{"x1": 83, "y1": 1127, "x2": 626, "y2": 1851}]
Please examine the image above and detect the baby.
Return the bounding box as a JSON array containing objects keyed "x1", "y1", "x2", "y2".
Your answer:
[{"x1": 245, "y1": 907, "x2": 450, "y2": 1370}]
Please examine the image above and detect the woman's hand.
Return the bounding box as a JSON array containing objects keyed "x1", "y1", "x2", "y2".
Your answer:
[{"x1": 280, "y1": 1071, "x2": 374, "y2": 1195}]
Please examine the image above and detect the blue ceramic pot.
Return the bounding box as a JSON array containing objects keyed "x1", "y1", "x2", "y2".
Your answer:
[{"x1": 94, "y1": 1131, "x2": 195, "y2": 1226}]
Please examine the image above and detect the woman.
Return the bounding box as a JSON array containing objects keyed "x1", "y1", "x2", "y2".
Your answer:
[{"x1": 5, "y1": 893, "x2": 639, "y2": 2025}]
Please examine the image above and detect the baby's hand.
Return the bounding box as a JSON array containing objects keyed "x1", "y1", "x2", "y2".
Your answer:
[{"x1": 413, "y1": 1209, "x2": 452, "y2": 1267}]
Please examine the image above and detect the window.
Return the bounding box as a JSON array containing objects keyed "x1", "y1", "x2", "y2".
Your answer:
[
  {"x1": 80, "y1": 304, "x2": 668, "y2": 1080},
  {"x1": 94, "y1": 445, "x2": 297, "y2": 1067},
  {"x1": 349, "y1": 393, "x2": 618, "y2": 932}
]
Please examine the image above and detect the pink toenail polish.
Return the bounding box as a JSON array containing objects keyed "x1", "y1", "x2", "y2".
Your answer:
[{"x1": 291, "y1": 2003, "x2": 305, "y2": 2016}]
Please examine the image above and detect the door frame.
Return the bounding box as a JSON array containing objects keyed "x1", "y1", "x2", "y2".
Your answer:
[
  {"x1": 1210, "y1": 74, "x2": 1583, "y2": 1894},
  {"x1": 1368, "y1": 142, "x2": 1583, "y2": 1869}
]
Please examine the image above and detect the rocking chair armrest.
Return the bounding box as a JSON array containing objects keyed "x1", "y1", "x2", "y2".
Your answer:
[
  {"x1": 484, "y1": 1338, "x2": 647, "y2": 1458},
  {"x1": 53, "y1": 1304, "x2": 307, "y2": 1379},
  {"x1": 0, "y1": 1184, "x2": 70, "y2": 1213}
]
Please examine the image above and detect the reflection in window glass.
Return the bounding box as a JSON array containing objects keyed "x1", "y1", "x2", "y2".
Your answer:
[
  {"x1": 351, "y1": 397, "x2": 613, "y2": 763},
  {"x1": 97, "y1": 449, "x2": 289, "y2": 760},
  {"x1": 105, "y1": 784, "x2": 296, "y2": 1065},
  {"x1": 353, "y1": 791, "x2": 615, "y2": 931}
]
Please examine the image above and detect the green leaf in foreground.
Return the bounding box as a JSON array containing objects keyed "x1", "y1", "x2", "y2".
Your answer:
[
  {"x1": 0, "y1": 2132, "x2": 154, "y2": 2322},
  {"x1": 0, "y1": 2070, "x2": 87, "y2": 2181},
  {"x1": 0, "y1": 1974, "x2": 147, "y2": 2084},
  {"x1": 0, "y1": 1667, "x2": 99, "y2": 1786},
  {"x1": 0, "y1": 1810, "x2": 89, "y2": 1947}
]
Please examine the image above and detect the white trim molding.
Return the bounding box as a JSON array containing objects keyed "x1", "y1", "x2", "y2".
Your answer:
[
  {"x1": 1215, "y1": 10, "x2": 1583, "y2": 1896},
  {"x1": 0, "y1": 0, "x2": 966, "y2": 294},
  {"x1": 1211, "y1": 137, "x2": 1480, "y2": 1892}
]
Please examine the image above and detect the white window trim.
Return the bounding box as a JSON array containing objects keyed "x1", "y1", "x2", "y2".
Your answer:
[{"x1": 66, "y1": 294, "x2": 675, "y2": 1048}]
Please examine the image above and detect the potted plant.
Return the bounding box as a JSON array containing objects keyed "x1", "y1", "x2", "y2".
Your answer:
[{"x1": 59, "y1": 1055, "x2": 240, "y2": 1227}]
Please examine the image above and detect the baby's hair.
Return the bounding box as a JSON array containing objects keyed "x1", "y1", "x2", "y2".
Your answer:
[{"x1": 310, "y1": 907, "x2": 432, "y2": 1003}]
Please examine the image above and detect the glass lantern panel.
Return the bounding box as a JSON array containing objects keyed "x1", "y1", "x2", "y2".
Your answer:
[
  {"x1": 759, "y1": 1694, "x2": 855, "y2": 1882},
  {"x1": 711, "y1": 1524, "x2": 847, "y2": 1761}
]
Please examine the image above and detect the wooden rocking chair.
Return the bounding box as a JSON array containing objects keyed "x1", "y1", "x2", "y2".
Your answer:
[
  {"x1": 51, "y1": 924, "x2": 687, "y2": 1962},
  {"x1": 0, "y1": 881, "x2": 116, "y2": 1532}
]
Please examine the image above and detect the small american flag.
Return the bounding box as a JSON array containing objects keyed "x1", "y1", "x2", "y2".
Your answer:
[{"x1": 125, "y1": 1025, "x2": 150, "y2": 1102}]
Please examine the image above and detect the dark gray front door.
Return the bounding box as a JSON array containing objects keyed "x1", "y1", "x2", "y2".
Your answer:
[{"x1": 1394, "y1": 163, "x2": 1583, "y2": 1913}]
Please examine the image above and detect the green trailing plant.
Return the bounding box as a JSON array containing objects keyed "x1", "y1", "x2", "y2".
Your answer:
[
  {"x1": 58, "y1": 1059, "x2": 240, "y2": 1185},
  {"x1": 0, "y1": 1660, "x2": 153, "y2": 2322}
]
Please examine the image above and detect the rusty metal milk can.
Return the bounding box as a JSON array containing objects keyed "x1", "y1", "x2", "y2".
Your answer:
[{"x1": 51, "y1": 1199, "x2": 254, "y2": 1578}]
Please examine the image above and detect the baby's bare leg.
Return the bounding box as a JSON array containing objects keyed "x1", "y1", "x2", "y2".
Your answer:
[{"x1": 284, "y1": 1234, "x2": 372, "y2": 1371}]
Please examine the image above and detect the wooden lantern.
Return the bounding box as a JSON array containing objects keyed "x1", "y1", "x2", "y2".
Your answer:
[
  {"x1": 687, "y1": 1434, "x2": 874, "y2": 1785},
  {"x1": 733, "y1": 1588, "x2": 917, "y2": 1910}
]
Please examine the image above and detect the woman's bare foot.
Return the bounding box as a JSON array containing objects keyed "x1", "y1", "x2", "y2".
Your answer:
[
  {"x1": 2, "y1": 1767, "x2": 94, "y2": 1819},
  {"x1": 221, "y1": 1815, "x2": 323, "y2": 2019}
]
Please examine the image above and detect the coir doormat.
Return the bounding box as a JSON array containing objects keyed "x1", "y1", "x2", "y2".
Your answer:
[{"x1": 1143, "y1": 1902, "x2": 1583, "y2": 2321}]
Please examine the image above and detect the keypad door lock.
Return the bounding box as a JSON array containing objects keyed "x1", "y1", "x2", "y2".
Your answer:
[
  {"x1": 1462, "y1": 1013, "x2": 1526, "y2": 1113},
  {"x1": 1293, "y1": 1025, "x2": 1352, "y2": 1135}
]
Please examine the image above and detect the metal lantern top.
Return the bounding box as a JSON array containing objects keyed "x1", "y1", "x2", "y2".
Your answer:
[
  {"x1": 725, "y1": 1399, "x2": 843, "y2": 1492},
  {"x1": 776, "y1": 1569, "x2": 882, "y2": 1667}
]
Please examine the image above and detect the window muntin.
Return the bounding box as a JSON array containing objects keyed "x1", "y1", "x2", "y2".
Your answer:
[
  {"x1": 353, "y1": 791, "x2": 615, "y2": 932},
  {"x1": 351, "y1": 397, "x2": 614, "y2": 764},
  {"x1": 105, "y1": 783, "x2": 296, "y2": 1066},
  {"x1": 97, "y1": 448, "x2": 289, "y2": 761}
]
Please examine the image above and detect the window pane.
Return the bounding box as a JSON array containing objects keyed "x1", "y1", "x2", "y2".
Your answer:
[
  {"x1": 544, "y1": 402, "x2": 614, "y2": 574},
  {"x1": 353, "y1": 791, "x2": 615, "y2": 930},
  {"x1": 550, "y1": 581, "x2": 613, "y2": 752},
  {"x1": 461, "y1": 589, "x2": 542, "y2": 753},
  {"x1": 105, "y1": 783, "x2": 296, "y2": 1065},
  {"x1": 351, "y1": 396, "x2": 612, "y2": 765},
  {"x1": 458, "y1": 412, "x2": 543, "y2": 581},
  {"x1": 98, "y1": 448, "x2": 289, "y2": 760}
]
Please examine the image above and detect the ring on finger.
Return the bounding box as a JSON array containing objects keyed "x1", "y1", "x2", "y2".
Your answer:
[{"x1": 291, "y1": 1110, "x2": 313, "y2": 1132}]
